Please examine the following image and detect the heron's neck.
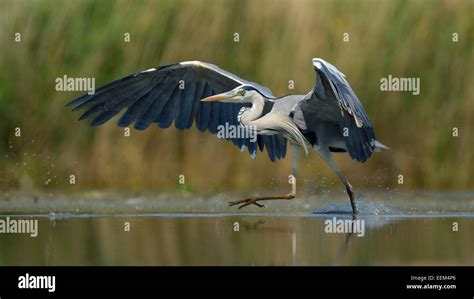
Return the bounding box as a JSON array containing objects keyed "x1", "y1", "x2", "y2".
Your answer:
[{"x1": 239, "y1": 96, "x2": 265, "y2": 127}]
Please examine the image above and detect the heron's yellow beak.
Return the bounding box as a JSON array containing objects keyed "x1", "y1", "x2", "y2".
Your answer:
[{"x1": 200, "y1": 92, "x2": 233, "y2": 102}]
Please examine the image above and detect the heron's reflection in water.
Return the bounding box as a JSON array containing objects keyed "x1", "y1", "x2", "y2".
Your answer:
[
  {"x1": 227, "y1": 215, "x2": 398, "y2": 266},
  {"x1": 314, "y1": 211, "x2": 401, "y2": 265},
  {"x1": 230, "y1": 219, "x2": 299, "y2": 265},
  {"x1": 240, "y1": 211, "x2": 401, "y2": 266},
  {"x1": 0, "y1": 212, "x2": 472, "y2": 266}
]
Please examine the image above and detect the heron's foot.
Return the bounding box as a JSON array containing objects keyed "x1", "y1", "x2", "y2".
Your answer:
[
  {"x1": 228, "y1": 193, "x2": 296, "y2": 209},
  {"x1": 229, "y1": 197, "x2": 266, "y2": 209}
]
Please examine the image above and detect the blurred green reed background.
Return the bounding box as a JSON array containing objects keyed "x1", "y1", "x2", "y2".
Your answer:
[{"x1": 0, "y1": 0, "x2": 472, "y2": 193}]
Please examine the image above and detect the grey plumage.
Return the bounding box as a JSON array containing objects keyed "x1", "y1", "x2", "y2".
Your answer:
[
  {"x1": 67, "y1": 58, "x2": 388, "y2": 213},
  {"x1": 292, "y1": 59, "x2": 380, "y2": 162},
  {"x1": 67, "y1": 61, "x2": 286, "y2": 161}
]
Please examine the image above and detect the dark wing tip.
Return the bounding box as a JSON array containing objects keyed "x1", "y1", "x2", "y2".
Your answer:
[{"x1": 66, "y1": 94, "x2": 90, "y2": 108}]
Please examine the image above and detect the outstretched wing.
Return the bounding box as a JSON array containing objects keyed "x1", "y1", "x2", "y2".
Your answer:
[
  {"x1": 303, "y1": 58, "x2": 375, "y2": 162},
  {"x1": 67, "y1": 61, "x2": 286, "y2": 161}
]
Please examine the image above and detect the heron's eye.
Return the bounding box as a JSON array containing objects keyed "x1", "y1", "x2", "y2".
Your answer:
[{"x1": 239, "y1": 90, "x2": 246, "y2": 96}]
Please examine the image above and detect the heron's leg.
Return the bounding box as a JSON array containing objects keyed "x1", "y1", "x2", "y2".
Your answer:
[
  {"x1": 229, "y1": 144, "x2": 299, "y2": 209},
  {"x1": 315, "y1": 146, "x2": 357, "y2": 214}
]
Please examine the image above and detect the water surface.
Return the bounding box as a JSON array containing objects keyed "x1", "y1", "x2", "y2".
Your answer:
[{"x1": 0, "y1": 191, "x2": 472, "y2": 266}]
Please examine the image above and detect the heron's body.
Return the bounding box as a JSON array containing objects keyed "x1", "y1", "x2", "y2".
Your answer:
[
  {"x1": 248, "y1": 94, "x2": 352, "y2": 152},
  {"x1": 67, "y1": 58, "x2": 388, "y2": 214}
]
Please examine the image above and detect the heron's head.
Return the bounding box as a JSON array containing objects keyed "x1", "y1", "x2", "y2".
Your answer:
[{"x1": 200, "y1": 85, "x2": 261, "y2": 104}]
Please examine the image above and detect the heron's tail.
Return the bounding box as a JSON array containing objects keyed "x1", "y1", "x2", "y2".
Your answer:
[{"x1": 373, "y1": 140, "x2": 389, "y2": 152}]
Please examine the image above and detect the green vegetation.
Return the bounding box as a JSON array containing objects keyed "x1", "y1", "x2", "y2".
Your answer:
[{"x1": 0, "y1": 0, "x2": 472, "y2": 192}]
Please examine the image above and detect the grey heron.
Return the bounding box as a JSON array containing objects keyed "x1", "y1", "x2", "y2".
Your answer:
[{"x1": 67, "y1": 58, "x2": 388, "y2": 214}]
